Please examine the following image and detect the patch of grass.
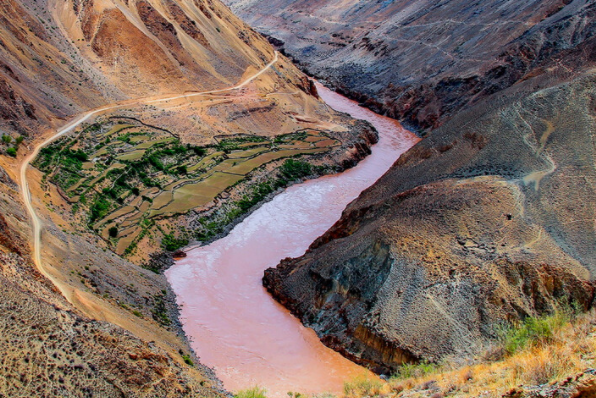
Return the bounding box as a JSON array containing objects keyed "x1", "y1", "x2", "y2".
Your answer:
[
  {"x1": 132, "y1": 310, "x2": 143, "y2": 318},
  {"x1": 235, "y1": 387, "x2": 268, "y2": 398},
  {"x1": 344, "y1": 376, "x2": 384, "y2": 398},
  {"x1": 392, "y1": 361, "x2": 439, "y2": 380}
]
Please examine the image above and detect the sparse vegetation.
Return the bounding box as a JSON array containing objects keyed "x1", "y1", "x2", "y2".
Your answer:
[
  {"x1": 344, "y1": 376, "x2": 384, "y2": 398},
  {"x1": 235, "y1": 387, "x2": 268, "y2": 398},
  {"x1": 151, "y1": 291, "x2": 172, "y2": 327},
  {"x1": 336, "y1": 307, "x2": 594, "y2": 398},
  {"x1": 2, "y1": 133, "x2": 23, "y2": 157}
]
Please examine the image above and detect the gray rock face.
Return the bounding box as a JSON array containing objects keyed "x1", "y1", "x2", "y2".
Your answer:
[{"x1": 225, "y1": 0, "x2": 596, "y2": 131}]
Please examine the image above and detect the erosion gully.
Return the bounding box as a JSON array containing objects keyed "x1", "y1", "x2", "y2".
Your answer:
[{"x1": 166, "y1": 83, "x2": 420, "y2": 397}]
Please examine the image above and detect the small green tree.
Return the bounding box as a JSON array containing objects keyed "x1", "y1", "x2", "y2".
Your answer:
[
  {"x1": 6, "y1": 147, "x2": 17, "y2": 157},
  {"x1": 108, "y1": 226, "x2": 118, "y2": 238},
  {"x1": 15, "y1": 135, "x2": 24, "y2": 146},
  {"x1": 2, "y1": 135, "x2": 12, "y2": 145}
]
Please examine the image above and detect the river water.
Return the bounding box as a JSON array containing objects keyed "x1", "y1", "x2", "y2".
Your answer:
[{"x1": 166, "y1": 83, "x2": 420, "y2": 397}]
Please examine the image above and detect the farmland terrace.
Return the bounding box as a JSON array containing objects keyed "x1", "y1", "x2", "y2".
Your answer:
[{"x1": 33, "y1": 117, "x2": 373, "y2": 265}]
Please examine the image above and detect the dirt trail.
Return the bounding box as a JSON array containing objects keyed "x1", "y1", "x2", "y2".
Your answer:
[{"x1": 19, "y1": 52, "x2": 279, "y2": 303}]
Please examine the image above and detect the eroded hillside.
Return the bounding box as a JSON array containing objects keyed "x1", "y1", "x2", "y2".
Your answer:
[
  {"x1": 0, "y1": 0, "x2": 278, "y2": 136},
  {"x1": 255, "y1": 0, "x2": 596, "y2": 381}
]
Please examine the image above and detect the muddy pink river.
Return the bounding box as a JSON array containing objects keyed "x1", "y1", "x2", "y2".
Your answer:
[{"x1": 166, "y1": 84, "x2": 420, "y2": 397}]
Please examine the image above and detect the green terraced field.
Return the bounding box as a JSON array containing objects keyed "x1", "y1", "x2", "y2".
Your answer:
[
  {"x1": 227, "y1": 147, "x2": 269, "y2": 159},
  {"x1": 129, "y1": 135, "x2": 149, "y2": 143},
  {"x1": 34, "y1": 120, "x2": 340, "y2": 256},
  {"x1": 116, "y1": 150, "x2": 146, "y2": 161},
  {"x1": 154, "y1": 172, "x2": 245, "y2": 217},
  {"x1": 187, "y1": 152, "x2": 224, "y2": 173},
  {"x1": 103, "y1": 124, "x2": 134, "y2": 138},
  {"x1": 134, "y1": 137, "x2": 175, "y2": 149}
]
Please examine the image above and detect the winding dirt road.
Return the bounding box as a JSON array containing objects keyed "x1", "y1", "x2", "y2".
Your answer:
[{"x1": 19, "y1": 52, "x2": 279, "y2": 301}]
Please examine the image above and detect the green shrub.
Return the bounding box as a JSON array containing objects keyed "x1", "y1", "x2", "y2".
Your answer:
[
  {"x1": 161, "y1": 233, "x2": 188, "y2": 251},
  {"x1": 89, "y1": 196, "x2": 111, "y2": 223},
  {"x1": 392, "y1": 360, "x2": 439, "y2": 380},
  {"x1": 501, "y1": 310, "x2": 570, "y2": 355},
  {"x1": 181, "y1": 354, "x2": 194, "y2": 366},
  {"x1": 192, "y1": 146, "x2": 206, "y2": 156},
  {"x1": 6, "y1": 147, "x2": 17, "y2": 157},
  {"x1": 235, "y1": 387, "x2": 267, "y2": 398},
  {"x1": 2, "y1": 135, "x2": 12, "y2": 144},
  {"x1": 108, "y1": 226, "x2": 118, "y2": 238}
]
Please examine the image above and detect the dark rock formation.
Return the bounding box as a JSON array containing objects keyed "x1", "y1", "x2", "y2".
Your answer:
[{"x1": 264, "y1": 39, "x2": 596, "y2": 372}]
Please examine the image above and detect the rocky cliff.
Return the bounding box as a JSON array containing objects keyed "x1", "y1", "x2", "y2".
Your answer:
[{"x1": 261, "y1": 0, "x2": 596, "y2": 374}]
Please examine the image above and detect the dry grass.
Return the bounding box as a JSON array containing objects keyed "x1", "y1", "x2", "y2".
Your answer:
[
  {"x1": 381, "y1": 308, "x2": 596, "y2": 398},
  {"x1": 266, "y1": 309, "x2": 596, "y2": 398}
]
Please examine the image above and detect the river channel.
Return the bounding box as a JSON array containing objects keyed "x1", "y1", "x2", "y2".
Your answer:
[{"x1": 166, "y1": 83, "x2": 420, "y2": 397}]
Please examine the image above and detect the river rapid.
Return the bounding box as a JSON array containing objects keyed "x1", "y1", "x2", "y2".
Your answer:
[{"x1": 166, "y1": 83, "x2": 420, "y2": 397}]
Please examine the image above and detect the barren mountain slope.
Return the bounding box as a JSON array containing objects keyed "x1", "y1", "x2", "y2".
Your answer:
[
  {"x1": 262, "y1": 1, "x2": 596, "y2": 373},
  {"x1": 0, "y1": 0, "x2": 280, "y2": 137},
  {"x1": 225, "y1": 0, "x2": 596, "y2": 131}
]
